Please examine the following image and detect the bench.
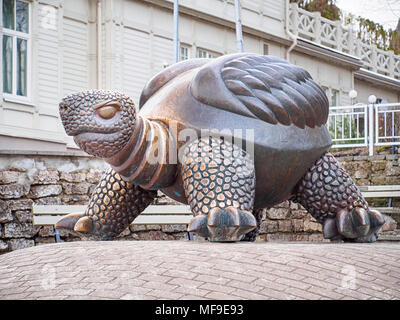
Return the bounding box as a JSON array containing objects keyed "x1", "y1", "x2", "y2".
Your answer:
[
  {"x1": 33, "y1": 185, "x2": 400, "y2": 243},
  {"x1": 32, "y1": 204, "x2": 193, "y2": 243},
  {"x1": 359, "y1": 185, "x2": 400, "y2": 231},
  {"x1": 359, "y1": 185, "x2": 400, "y2": 199}
]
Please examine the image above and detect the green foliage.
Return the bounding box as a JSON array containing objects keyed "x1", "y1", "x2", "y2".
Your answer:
[
  {"x1": 328, "y1": 114, "x2": 365, "y2": 146},
  {"x1": 290, "y1": 0, "x2": 340, "y2": 21},
  {"x1": 291, "y1": 0, "x2": 400, "y2": 54},
  {"x1": 355, "y1": 17, "x2": 400, "y2": 54}
]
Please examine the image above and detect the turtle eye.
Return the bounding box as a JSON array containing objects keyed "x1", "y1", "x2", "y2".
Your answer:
[
  {"x1": 95, "y1": 101, "x2": 121, "y2": 120},
  {"x1": 97, "y1": 106, "x2": 118, "y2": 119}
]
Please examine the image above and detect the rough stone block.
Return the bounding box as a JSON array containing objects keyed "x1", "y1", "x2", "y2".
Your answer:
[
  {"x1": 32, "y1": 170, "x2": 59, "y2": 184},
  {"x1": 88, "y1": 185, "x2": 97, "y2": 196},
  {"x1": 0, "y1": 200, "x2": 12, "y2": 223},
  {"x1": 385, "y1": 163, "x2": 400, "y2": 176},
  {"x1": 161, "y1": 224, "x2": 187, "y2": 233},
  {"x1": 385, "y1": 176, "x2": 400, "y2": 185},
  {"x1": 0, "y1": 184, "x2": 30, "y2": 199},
  {"x1": 3, "y1": 222, "x2": 40, "y2": 238},
  {"x1": 276, "y1": 201, "x2": 290, "y2": 209},
  {"x1": 290, "y1": 209, "x2": 308, "y2": 219},
  {"x1": 35, "y1": 237, "x2": 56, "y2": 245},
  {"x1": 354, "y1": 170, "x2": 368, "y2": 179},
  {"x1": 136, "y1": 230, "x2": 175, "y2": 240},
  {"x1": 29, "y1": 185, "x2": 62, "y2": 198},
  {"x1": 34, "y1": 197, "x2": 62, "y2": 205},
  {"x1": 14, "y1": 210, "x2": 32, "y2": 223},
  {"x1": 60, "y1": 172, "x2": 86, "y2": 183},
  {"x1": 62, "y1": 183, "x2": 90, "y2": 195},
  {"x1": 38, "y1": 226, "x2": 55, "y2": 237},
  {"x1": 370, "y1": 174, "x2": 386, "y2": 185},
  {"x1": 303, "y1": 219, "x2": 322, "y2": 233},
  {"x1": 0, "y1": 240, "x2": 8, "y2": 252},
  {"x1": 7, "y1": 199, "x2": 33, "y2": 210},
  {"x1": 0, "y1": 171, "x2": 21, "y2": 184},
  {"x1": 259, "y1": 220, "x2": 278, "y2": 233},
  {"x1": 86, "y1": 169, "x2": 104, "y2": 184},
  {"x1": 371, "y1": 161, "x2": 386, "y2": 172},
  {"x1": 381, "y1": 214, "x2": 397, "y2": 232},
  {"x1": 130, "y1": 224, "x2": 146, "y2": 232},
  {"x1": 7, "y1": 238, "x2": 34, "y2": 251},
  {"x1": 61, "y1": 195, "x2": 90, "y2": 204},
  {"x1": 292, "y1": 219, "x2": 304, "y2": 232},
  {"x1": 278, "y1": 220, "x2": 292, "y2": 232},
  {"x1": 266, "y1": 233, "x2": 310, "y2": 242},
  {"x1": 308, "y1": 233, "x2": 325, "y2": 242},
  {"x1": 266, "y1": 207, "x2": 288, "y2": 220}
]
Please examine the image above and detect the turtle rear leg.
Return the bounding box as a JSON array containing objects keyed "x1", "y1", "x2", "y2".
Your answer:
[
  {"x1": 181, "y1": 137, "x2": 257, "y2": 242},
  {"x1": 55, "y1": 168, "x2": 157, "y2": 240},
  {"x1": 241, "y1": 208, "x2": 264, "y2": 242},
  {"x1": 293, "y1": 152, "x2": 384, "y2": 242}
]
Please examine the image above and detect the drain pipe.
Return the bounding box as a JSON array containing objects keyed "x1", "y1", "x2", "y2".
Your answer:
[
  {"x1": 285, "y1": 0, "x2": 297, "y2": 61},
  {"x1": 173, "y1": 0, "x2": 179, "y2": 63},
  {"x1": 234, "y1": 0, "x2": 244, "y2": 52},
  {"x1": 97, "y1": 0, "x2": 102, "y2": 89}
]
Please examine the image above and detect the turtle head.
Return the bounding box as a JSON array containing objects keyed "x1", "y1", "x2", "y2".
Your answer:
[{"x1": 59, "y1": 90, "x2": 136, "y2": 158}]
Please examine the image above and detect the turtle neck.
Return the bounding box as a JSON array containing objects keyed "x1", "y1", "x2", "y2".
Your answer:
[{"x1": 106, "y1": 115, "x2": 177, "y2": 189}]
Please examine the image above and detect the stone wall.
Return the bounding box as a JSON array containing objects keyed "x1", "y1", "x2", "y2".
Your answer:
[{"x1": 0, "y1": 153, "x2": 399, "y2": 254}]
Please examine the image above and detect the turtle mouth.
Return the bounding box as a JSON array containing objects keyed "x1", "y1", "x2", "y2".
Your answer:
[
  {"x1": 73, "y1": 131, "x2": 127, "y2": 158},
  {"x1": 72, "y1": 130, "x2": 119, "y2": 140}
]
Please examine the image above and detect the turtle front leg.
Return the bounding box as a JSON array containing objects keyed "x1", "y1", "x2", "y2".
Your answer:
[
  {"x1": 293, "y1": 152, "x2": 384, "y2": 242},
  {"x1": 55, "y1": 168, "x2": 157, "y2": 240},
  {"x1": 181, "y1": 137, "x2": 257, "y2": 242}
]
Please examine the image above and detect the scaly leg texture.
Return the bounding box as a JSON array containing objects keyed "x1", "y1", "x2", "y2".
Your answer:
[
  {"x1": 241, "y1": 208, "x2": 264, "y2": 242},
  {"x1": 181, "y1": 137, "x2": 257, "y2": 242},
  {"x1": 292, "y1": 152, "x2": 384, "y2": 242},
  {"x1": 56, "y1": 167, "x2": 157, "y2": 240}
]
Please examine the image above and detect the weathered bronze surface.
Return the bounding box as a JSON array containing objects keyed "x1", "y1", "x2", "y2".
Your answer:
[{"x1": 56, "y1": 53, "x2": 384, "y2": 242}]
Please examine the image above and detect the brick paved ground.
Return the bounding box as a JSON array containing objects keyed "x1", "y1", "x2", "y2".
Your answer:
[{"x1": 0, "y1": 241, "x2": 399, "y2": 300}]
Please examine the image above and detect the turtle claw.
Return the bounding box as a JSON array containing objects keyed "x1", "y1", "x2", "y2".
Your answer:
[
  {"x1": 188, "y1": 206, "x2": 257, "y2": 242},
  {"x1": 333, "y1": 207, "x2": 384, "y2": 242},
  {"x1": 55, "y1": 212, "x2": 93, "y2": 233},
  {"x1": 187, "y1": 214, "x2": 210, "y2": 238}
]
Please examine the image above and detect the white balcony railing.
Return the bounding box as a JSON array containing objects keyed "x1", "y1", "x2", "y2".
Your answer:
[
  {"x1": 328, "y1": 103, "x2": 400, "y2": 154},
  {"x1": 289, "y1": 3, "x2": 400, "y2": 80},
  {"x1": 328, "y1": 105, "x2": 368, "y2": 149}
]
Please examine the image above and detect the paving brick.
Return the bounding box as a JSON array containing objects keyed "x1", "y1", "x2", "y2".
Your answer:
[
  {"x1": 0, "y1": 241, "x2": 399, "y2": 300},
  {"x1": 194, "y1": 274, "x2": 230, "y2": 285},
  {"x1": 145, "y1": 289, "x2": 184, "y2": 300},
  {"x1": 206, "y1": 291, "x2": 244, "y2": 300}
]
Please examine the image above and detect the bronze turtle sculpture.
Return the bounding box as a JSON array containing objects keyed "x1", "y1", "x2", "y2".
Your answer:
[{"x1": 56, "y1": 53, "x2": 384, "y2": 242}]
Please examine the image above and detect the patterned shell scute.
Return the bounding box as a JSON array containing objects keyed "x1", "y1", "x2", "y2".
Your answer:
[{"x1": 193, "y1": 54, "x2": 329, "y2": 129}]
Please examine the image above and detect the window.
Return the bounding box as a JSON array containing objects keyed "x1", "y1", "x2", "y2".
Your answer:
[
  {"x1": 2, "y1": 0, "x2": 30, "y2": 99},
  {"x1": 331, "y1": 89, "x2": 339, "y2": 106},
  {"x1": 263, "y1": 43, "x2": 269, "y2": 55},
  {"x1": 179, "y1": 45, "x2": 190, "y2": 61},
  {"x1": 196, "y1": 48, "x2": 220, "y2": 59}
]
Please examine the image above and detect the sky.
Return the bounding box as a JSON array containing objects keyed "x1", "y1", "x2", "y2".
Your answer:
[{"x1": 336, "y1": 0, "x2": 400, "y2": 31}]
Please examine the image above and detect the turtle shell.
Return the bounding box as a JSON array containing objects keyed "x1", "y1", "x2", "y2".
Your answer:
[{"x1": 139, "y1": 53, "x2": 332, "y2": 209}]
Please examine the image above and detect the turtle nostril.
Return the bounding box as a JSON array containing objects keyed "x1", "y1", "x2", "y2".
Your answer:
[{"x1": 59, "y1": 102, "x2": 68, "y2": 113}]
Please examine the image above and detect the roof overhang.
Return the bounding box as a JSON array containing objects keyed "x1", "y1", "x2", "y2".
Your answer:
[
  {"x1": 293, "y1": 38, "x2": 364, "y2": 70},
  {"x1": 354, "y1": 68, "x2": 400, "y2": 91}
]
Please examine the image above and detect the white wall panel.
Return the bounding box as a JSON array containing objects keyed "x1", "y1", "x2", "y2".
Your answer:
[
  {"x1": 37, "y1": 3, "x2": 60, "y2": 110},
  {"x1": 122, "y1": 27, "x2": 150, "y2": 105},
  {"x1": 62, "y1": 17, "x2": 89, "y2": 96}
]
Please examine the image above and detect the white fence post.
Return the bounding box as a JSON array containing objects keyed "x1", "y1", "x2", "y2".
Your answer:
[
  {"x1": 368, "y1": 103, "x2": 374, "y2": 156},
  {"x1": 314, "y1": 11, "x2": 321, "y2": 44}
]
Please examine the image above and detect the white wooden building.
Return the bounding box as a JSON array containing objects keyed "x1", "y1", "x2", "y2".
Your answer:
[{"x1": 0, "y1": 0, "x2": 399, "y2": 153}]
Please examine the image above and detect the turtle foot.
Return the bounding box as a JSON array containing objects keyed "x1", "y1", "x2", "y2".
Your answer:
[
  {"x1": 188, "y1": 206, "x2": 257, "y2": 242},
  {"x1": 55, "y1": 212, "x2": 93, "y2": 233},
  {"x1": 323, "y1": 207, "x2": 385, "y2": 243}
]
